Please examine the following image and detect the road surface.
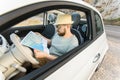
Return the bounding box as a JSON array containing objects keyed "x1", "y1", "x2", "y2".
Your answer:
[{"x1": 91, "y1": 25, "x2": 120, "y2": 80}]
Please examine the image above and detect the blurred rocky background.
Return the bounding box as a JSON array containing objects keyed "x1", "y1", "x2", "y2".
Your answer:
[{"x1": 83, "y1": 0, "x2": 120, "y2": 25}]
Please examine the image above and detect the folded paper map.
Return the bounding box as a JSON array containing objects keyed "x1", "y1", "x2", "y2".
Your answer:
[{"x1": 21, "y1": 31, "x2": 49, "y2": 54}]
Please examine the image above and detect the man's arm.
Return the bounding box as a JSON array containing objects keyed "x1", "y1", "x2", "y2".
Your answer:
[{"x1": 34, "y1": 49, "x2": 57, "y2": 61}]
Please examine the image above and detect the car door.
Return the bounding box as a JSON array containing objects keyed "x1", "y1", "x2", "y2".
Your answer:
[
  {"x1": 0, "y1": 1, "x2": 108, "y2": 80},
  {"x1": 43, "y1": 11, "x2": 108, "y2": 80},
  {"x1": 17, "y1": 1, "x2": 108, "y2": 80}
]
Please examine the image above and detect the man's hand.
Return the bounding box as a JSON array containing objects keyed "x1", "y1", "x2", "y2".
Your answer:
[
  {"x1": 34, "y1": 49, "x2": 47, "y2": 59},
  {"x1": 34, "y1": 49, "x2": 57, "y2": 61}
]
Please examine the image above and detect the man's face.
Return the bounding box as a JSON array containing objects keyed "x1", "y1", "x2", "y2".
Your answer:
[{"x1": 56, "y1": 24, "x2": 67, "y2": 36}]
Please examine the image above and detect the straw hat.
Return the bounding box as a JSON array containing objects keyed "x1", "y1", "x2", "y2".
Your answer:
[{"x1": 55, "y1": 14, "x2": 73, "y2": 25}]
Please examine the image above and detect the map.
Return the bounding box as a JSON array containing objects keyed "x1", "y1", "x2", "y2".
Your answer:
[{"x1": 21, "y1": 31, "x2": 49, "y2": 54}]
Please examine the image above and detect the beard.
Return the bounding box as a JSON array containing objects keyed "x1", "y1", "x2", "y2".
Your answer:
[{"x1": 57, "y1": 28, "x2": 66, "y2": 36}]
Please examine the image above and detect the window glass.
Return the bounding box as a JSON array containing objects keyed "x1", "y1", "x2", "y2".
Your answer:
[
  {"x1": 9, "y1": 9, "x2": 89, "y2": 56},
  {"x1": 13, "y1": 13, "x2": 44, "y2": 27},
  {"x1": 8, "y1": 9, "x2": 89, "y2": 44},
  {"x1": 94, "y1": 12, "x2": 103, "y2": 34}
]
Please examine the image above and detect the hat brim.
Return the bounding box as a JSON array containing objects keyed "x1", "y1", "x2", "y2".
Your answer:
[{"x1": 54, "y1": 21, "x2": 74, "y2": 25}]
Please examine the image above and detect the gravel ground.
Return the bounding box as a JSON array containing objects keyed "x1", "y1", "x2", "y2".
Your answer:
[{"x1": 91, "y1": 36, "x2": 120, "y2": 80}]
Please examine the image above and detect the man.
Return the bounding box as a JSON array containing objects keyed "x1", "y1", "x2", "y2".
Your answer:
[{"x1": 34, "y1": 14, "x2": 79, "y2": 61}]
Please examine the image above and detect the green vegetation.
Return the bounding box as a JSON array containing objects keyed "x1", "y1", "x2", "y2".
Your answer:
[
  {"x1": 105, "y1": 18, "x2": 120, "y2": 21},
  {"x1": 104, "y1": 18, "x2": 120, "y2": 26}
]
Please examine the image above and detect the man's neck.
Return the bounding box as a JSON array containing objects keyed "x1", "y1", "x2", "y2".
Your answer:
[{"x1": 64, "y1": 31, "x2": 73, "y2": 38}]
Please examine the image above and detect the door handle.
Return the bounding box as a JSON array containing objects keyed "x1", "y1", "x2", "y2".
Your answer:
[{"x1": 93, "y1": 53, "x2": 100, "y2": 63}]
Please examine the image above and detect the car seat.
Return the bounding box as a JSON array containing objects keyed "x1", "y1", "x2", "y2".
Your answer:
[
  {"x1": 41, "y1": 24, "x2": 55, "y2": 39},
  {"x1": 72, "y1": 12, "x2": 87, "y2": 41},
  {"x1": 71, "y1": 28, "x2": 84, "y2": 45},
  {"x1": 48, "y1": 13, "x2": 56, "y2": 24},
  {"x1": 80, "y1": 24, "x2": 87, "y2": 40}
]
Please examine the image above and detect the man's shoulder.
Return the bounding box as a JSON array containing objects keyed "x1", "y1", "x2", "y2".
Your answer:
[
  {"x1": 72, "y1": 35, "x2": 79, "y2": 45},
  {"x1": 72, "y1": 35, "x2": 78, "y2": 40}
]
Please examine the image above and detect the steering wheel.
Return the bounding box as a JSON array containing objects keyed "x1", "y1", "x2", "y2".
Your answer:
[{"x1": 10, "y1": 33, "x2": 39, "y2": 65}]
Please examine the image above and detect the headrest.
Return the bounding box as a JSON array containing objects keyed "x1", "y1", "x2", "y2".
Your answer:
[
  {"x1": 72, "y1": 12, "x2": 81, "y2": 26},
  {"x1": 48, "y1": 14, "x2": 56, "y2": 23}
]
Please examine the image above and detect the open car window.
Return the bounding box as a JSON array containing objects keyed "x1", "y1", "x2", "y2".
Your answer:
[
  {"x1": 13, "y1": 13, "x2": 44, "y2": 27},
  {"x1": 4, "y1": 8, "x2": 90, "y2": 80}
]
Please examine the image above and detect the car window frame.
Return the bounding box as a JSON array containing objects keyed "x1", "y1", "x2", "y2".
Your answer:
[
  {"x1": 16, "y1": 3, "x2": 94, "y2": 80},
  {"x1": 94, "y1": 12, "x2": 104, "y2": 35}
]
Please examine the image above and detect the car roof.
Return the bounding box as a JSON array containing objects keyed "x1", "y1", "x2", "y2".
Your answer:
[{"x1": 0, "y1": 0, "x2": 100, "y2": 16}]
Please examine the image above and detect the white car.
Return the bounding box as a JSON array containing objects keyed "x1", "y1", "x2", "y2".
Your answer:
[{"x1": 0, "y1": 0, "x2": 108, "y2": 80}]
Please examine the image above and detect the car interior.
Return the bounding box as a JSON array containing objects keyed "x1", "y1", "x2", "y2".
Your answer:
[{"x1": 0, "y1": 8, "x2": 90, "y2": 80}]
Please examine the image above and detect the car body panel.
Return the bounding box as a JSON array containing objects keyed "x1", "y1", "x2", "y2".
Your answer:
[
  {"x1": 0, "y1": 0, "x2": 99, "y2": 16},
  {"x1": 0, "y1": 0, "x2": 47, "y2": 15},
  {"x1": 43, "y1": 32, "x2": 108, "y2": 80}
]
